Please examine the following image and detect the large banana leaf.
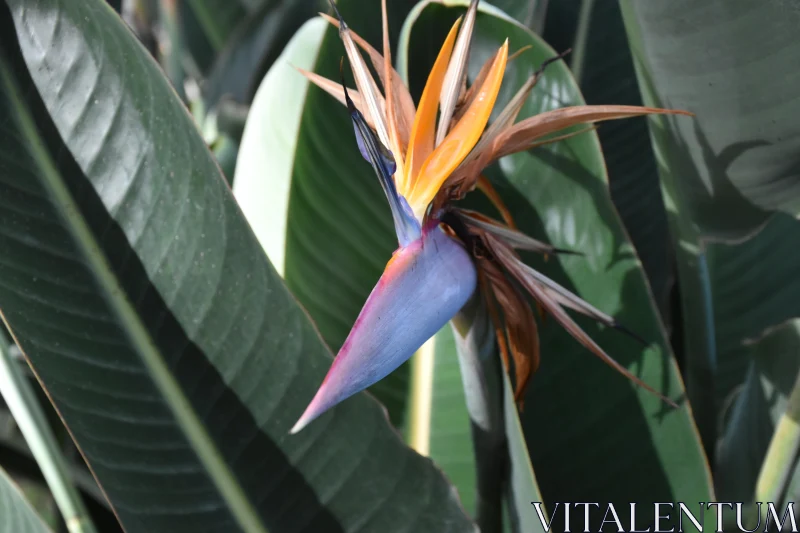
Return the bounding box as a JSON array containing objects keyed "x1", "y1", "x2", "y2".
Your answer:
[
  {"x1": 0, "y1": 466, "x2": 53, "y2": 533},
  {"x1": 687, "y1": 218, "x2": 800, "y2": 504},
  {"x1": 620, "y1": 0, "x2": 800, "y2": 496},
  {"x1": 403, "y1": 2, "x2": 713, "y2": 529},
  {"x1": 0, "y1": 1, "x2": 475, "y2": 532},
  {"x1": 541, "y1": 0, "x2": 673, "y2": 318},
  {"x1": 716, "y1": 319, "x2": 800, "y2": 506},
  {"x1": 621, "y1": 2, "x2": 800, "y2": 240}
]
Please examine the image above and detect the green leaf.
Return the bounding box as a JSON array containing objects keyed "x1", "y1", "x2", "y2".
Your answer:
[
  {"x1": 178, "y1": 0, "x2": 217, "y2": 74},
  {"x1": 0, "y1": 1, "x2": 475, "y2": 531},
  {"x1": 234, "y1": 17, "x2": 327, "y2": 275},
  {"x1": 423, "y1": 326, "x2": 477, "y2": 513},
  {"x1": 424, "y1": 312, "x2": 547, "y2": 533},
  {"x1": 621, "y1": 2, "x2": 800, "y2": 241},
  {"x1": 186, "y1": 0, "x2": 251, "y2": 52},
  {"x1": 0, "y1": 466, "x2": 53, "y2": 533},
  {"x1": 620, "y1": 0, "x2": 800, "y2": 480},
  {"x1": 716, "y1": 320, "x2": 800, "y2": 504},
  {"x1": 211, "y1": 134, "x2": 240, "y2": 182},
  {"x1": 0, "y1": 333, "x2": 97, "y2": 533},
  {"x1": 542, "y1": 0, "x2": 673, "y2": 317},
  {"x1": 403, "y1": 2, "x2": 714, "y2": 528},
  {"x1": 484, "y1": 0, "x2": 538, "y2": 27},
  {"x1": 202, "y1": 0, "x2": 321, "y2": 112},
  {"x1": 501, "y1": 372, "x2": 544, "y2": 533},
  {"x1": 707, "y1": 215, "x2": 800, "y2": 407},
  {"x1": 437, "y1": 306, "x2": 547, "y2": 533},
  {"x1": 709, "y1": 221, "x2": 800, "y2": 502}
]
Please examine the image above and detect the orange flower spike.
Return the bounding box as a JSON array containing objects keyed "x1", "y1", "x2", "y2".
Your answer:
[
  {"x1": 406, "y1": 40, "x2": 509, "y2": 220},
  {"x1": 400, "y1": 18, "x2": 462, "y2": 194}
]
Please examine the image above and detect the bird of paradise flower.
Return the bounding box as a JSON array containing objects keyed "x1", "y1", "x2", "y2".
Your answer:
[{"x1": 290, "y1": 0, "x2": 687, "y2": 434}]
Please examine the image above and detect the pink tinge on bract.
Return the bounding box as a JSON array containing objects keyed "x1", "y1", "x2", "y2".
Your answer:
[{"x1": 290, "y1": 223, "x2": 477, "y2": 433}]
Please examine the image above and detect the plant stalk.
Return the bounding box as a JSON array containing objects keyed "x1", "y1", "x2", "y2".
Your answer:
[
  {"x1": 755, "y1": 361, "x2": 800, "y2": 505},
  {"x1": 156, "y1": 0, "x2": 186, "y2": 100},
  {"x1": 569, "y1": 0, "x2": 595, "y2": 85},
  {"x1": 451, "y1": 295, "x2": 506, "y2": 533},
  {"x1": 0, "y1": 333, "x2": 98, "y2": 533},
  {"x1": 407, "y1": 338, "x2": 437, "y2": 455}
]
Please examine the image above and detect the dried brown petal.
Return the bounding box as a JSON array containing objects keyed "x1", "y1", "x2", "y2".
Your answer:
[
  {"x1": 451, "y1": 49, "x2": 497, "y2": 124},
  {"x1": 460, "y1": 208, "x2": 555, "y2": 254},
  {"x1": 320, "y1": 13, "x2": 415, "y2": 148},
  {"x1": 487, "y1": 239, "x2": 679, "y2": 408},
  {"x1": 476, "y1": 255, "x2": 538, "y2": 404},
  {"x1": 295, "y1": 67, "x2": 384, "y2": 131},
  {"x1": 476, "y1": 175, "x2": 516, "y2": 228},
  {"x1": 495, "y1": 105, "x2": 692, "y2": 159}
]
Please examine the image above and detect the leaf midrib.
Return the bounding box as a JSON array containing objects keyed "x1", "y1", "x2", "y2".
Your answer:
[{"x1": 0, "y1": 51, "x2": 268, "y2": 533}]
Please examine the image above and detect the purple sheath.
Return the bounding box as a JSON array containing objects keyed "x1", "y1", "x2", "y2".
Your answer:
[{"x1": 291, "y1": 223, "x2": 477, "y2": 433}]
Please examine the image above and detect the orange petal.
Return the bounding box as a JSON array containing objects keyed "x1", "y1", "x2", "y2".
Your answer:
[
  {"x1": 451, "y1": 50, "x2": 497, "y2": 125},
  {"x1": 406, "y1": 40, "x2": 509, "y2": 219},
  {"x1": 400, "y1": 17, "x2": 462, "y2": 195}
]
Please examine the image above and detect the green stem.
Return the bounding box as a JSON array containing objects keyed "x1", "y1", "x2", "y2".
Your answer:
[
  {"x1": 451, "y1": 296, "x2": 506, "y2": 533},
  {"x1": 0, "y1": 333, "x2": 97, "y2": 533},
  {"x1": 569, "y1": 0, "x2": 595, "y2": 85},
  {"x1": 527, "y1": 0, "x2": 549, "y2": 36},
  {"x1": 186, "y1": 0, "x2": 229, "y2": 51},
  {"x1": 406, "y1": 339, "x2": 436, "y2": 455},
  {"x1": 755, "y1": 363, "x2": 800, "y2": 505},
  {"x1": 157, "y1": 0, "x2": 186, "y2": 100}
]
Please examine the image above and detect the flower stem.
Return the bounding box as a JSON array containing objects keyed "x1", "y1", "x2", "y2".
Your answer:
[
  {"x1": 756, "y1": 360, "x2": 800, "y2": 505},
  {"x1": 407, "y1": 339, "x2": 437, "y2": 455},
  {"x1": 451, "y1": 296, "x2": 506, "y2": 533}
]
